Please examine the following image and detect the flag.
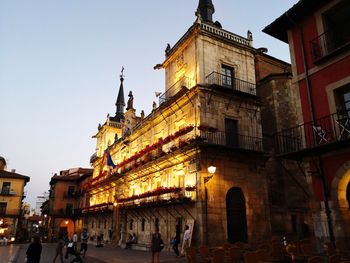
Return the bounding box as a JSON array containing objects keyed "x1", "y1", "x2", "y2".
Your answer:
[{"x1": 107, "y1": 151, "x2": 116, "y2": 168}]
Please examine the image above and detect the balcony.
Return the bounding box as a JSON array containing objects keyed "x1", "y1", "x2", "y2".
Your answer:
[
  {"x1": 0, "y1": 209, "x2": 21, "y2": 217},
  {"x1": 63, "y1": 191, "x2": 82, "y2": 199},
  {"x1": 0, "y1": 189, "x2": 16, "y2": 196},
  {"x1": 200, "y1": 131, "x2": 264, "y2": 152},
  {"x1": 275, "y1": 110, "x2": 350, "y2": 158},
  {"x1": 48, "y1": 208, "x2": 81, "y2": 217},
  {"x1": 159, "y1": 77, "x2": 191, "y2": 105},
  {"x1": 206, "y1": 72, "x2": 256, "y2": 96},
  {"x1": 81, "y1": 203, "x2": 113, "y2": 215},
  {"x1": 310, "y1": 31, "x2": 350, "y2": 63}
]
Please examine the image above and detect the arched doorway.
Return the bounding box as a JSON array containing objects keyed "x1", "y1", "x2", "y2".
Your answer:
[
  {"x1": 226, "y1": 187, "x2": 248, "y2": 243},
  {"x1": 58, "y1": 219, "x2": 74, "y2": 238}
]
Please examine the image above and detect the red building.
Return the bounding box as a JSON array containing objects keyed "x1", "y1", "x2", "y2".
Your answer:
[{"x1": 264, "y1": 0, "x2": 350, "y2": 243}]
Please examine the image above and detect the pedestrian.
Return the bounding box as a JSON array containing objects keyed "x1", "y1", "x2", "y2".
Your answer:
[
  {"x1": 182, "y1": 225, "x2": 191, "y2": 256},
  {"x1": 26, "y1": 236, "x2": 42, "y2": 263},
  {"x1": 53, "y1": 234, "x2": 65, "y2": 263},
  {"x1": 171, "y1": 223, "x2": 181, "y2": 257},
  {"x1": 151, "y1": 230, "x2": 164, "y2": 263},
  {"x1": 80, "y1": 230, "x2": 88, "y2": 258},
  {"x1": 73, "y1": 232, "x2": 78, "y2": 251},
  {"x1": 66, "y1": 239, "x2": 82, "y2": 263}
]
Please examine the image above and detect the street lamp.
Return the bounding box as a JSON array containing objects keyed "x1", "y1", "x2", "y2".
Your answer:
[{"x1": 204, "y1": 165, "x2": 216, "y2": 245}]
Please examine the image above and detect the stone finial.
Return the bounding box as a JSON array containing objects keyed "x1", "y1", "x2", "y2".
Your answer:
[
  {"x1": 126, "y1": 91, "x2": 134, "y2": 111},
  {"x1": 152, "y1": 101, "x2": 157, "y2": 111},
  {"x1": 197, "y1": 0, "x2": 215, "y2": 23},
  {"x1": 247, "y1": 30, "x2": 253, "y2": 40},
  {"x1": 141, "y1": 110, "x2": 145, "y2": 119},
  {"x1": 165, "y1": 43, "x2": 171, "y2": 56}
]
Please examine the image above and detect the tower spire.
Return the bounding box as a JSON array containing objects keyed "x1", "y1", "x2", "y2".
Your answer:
[
  {"x1": 197, "y1": 0, "x2": 215, "y2": 23},
  {"x1": 115, "y1": 67, "x2": 125, "y2": 121}
]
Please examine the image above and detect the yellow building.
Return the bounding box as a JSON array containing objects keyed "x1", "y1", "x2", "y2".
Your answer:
[{"x1": 0, "y1": 157, "x2": 30, "y2": 240}]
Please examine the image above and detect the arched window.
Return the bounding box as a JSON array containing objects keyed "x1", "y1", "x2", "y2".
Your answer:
[
  {"x1": 346, "y1": 182, "x2": 350, "y2": 208},
  {"x1": 141, "y1": 219, "x2": 145, "y2": 232},
  {"x1": 130, "y1": 219, "x2": 134, "y2": 230},
  {"x1": 155, "y1": 218, "x2": 159, "y2": 232}
]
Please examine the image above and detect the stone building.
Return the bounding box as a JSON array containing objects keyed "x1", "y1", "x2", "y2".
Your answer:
[{"x1": 86, "y1": 0, "x2": 275, "y2": 248}]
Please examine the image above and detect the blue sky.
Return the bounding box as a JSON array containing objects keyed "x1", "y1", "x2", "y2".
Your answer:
[{"x1": 0, "y1": 0, "x2": 298, "y2": 207}]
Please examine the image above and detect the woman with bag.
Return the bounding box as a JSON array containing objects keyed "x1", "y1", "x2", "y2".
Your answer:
[{"x1": 151, "y1": 230, "x2": 164, "y2": 263}]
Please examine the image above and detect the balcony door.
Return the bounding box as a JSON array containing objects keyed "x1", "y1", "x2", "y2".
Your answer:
[
  {"x1": 225, "y1": 118, "x2": 238, "y2": 147},
  {"x1": 221, "y1": 65, "x2": 234, "y2": 89},
  {"x1": 1, "y1": 182, "x2": 10, "y2": 195},
  {"x1": 0, "y1": 202, "x2": 7, "y2": 215},
  {"x1": 226, "y1": 187, "x2": 248, "y2": 243}
]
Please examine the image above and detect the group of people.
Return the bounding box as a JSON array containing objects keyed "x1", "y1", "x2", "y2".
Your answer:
[
  {"x1": 53, "y1": 230, "x2": 88, "y2": 263},
  {"x1": 151, "y1": 224, "x2": 191, "y2": 263},
  {"x1": 0, "y1": 236, "x2": 9, "y2": 245}
]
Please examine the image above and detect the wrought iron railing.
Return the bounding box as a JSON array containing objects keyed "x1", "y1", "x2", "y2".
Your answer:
[
  {"x1": 275, "y1": 110, "x2": 350, "y2": 155},
  {"x1": 310, "y1": 31, "x2": 350, "y2": 61},
  {"x1": 206, "y1": 72, "x2": 256, "y2": 95},
  {"x1": 0, "y1": 209, "x2": 21, "y2": 216},
  {"x1": 200, "y1": 131, "x2": 264, "y2": 152},
  {"x1": 159, "y1": 77, "x2": 191, "y2": 105}
]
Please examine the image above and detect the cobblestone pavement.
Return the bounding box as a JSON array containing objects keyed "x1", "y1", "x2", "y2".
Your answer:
[
  {"x1": 13, "y1": 243, "x2": 187, "y2": 263},
  {"x1": 0, "y1": 244, "x2": 19, "y2": 263}
]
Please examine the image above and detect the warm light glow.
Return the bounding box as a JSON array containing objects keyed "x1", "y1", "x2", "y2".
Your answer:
[
  {"x1": 38, "y1": 221, "x2": 42, "y2": 224},
  {"x1": 10, "y1": 237, "x2": 15, "y2": 242},
  {"x1": 207, "y1": 165, "x2": 216, "y2": 174},
  {"x1": 0, "y1": 219, "x2": 3, "y2": 225},
  {"x1": 44, "y1": 214, "x2": 47, "y2": 218},
  {"x1": 113, "y1": 202, "x2": 118, "y2": 207},
  {"x1": 65, "y1": 220, "x2": 69, "y2": 225}
]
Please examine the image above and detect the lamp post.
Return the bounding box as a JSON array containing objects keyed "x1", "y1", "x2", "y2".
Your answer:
[{"x1": 204, "y1": 165, "x2": 216, "y2": 245}]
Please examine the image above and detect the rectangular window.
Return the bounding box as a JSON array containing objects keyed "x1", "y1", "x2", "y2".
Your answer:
[
  {"x1": 66, "y1": 204, "x2": 73, "y2": 215},
  {"x1": 1, "y1": 182, "x2": 11, "y2": 195},
  {"x1": 0, "y1": 202, "x2": 7, "y2": 215},
  {"x1": 225, "y1": 118, "x2": 238, "y2": 148},
  {"x1": 221, "y1": 65, "x2": 235, "y2": 89},
  {"x1": 67, "y1": 186, "x2": 75, "y2": 197}
]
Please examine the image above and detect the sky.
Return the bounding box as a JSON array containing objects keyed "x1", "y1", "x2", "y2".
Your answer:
[{"x1": 0, "y1": 0, "x2": 298, "y2": 207}]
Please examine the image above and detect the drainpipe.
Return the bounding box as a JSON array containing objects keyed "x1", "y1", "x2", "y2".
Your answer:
[{"x1": 285, "y1": 13, "x2": 335, "y2": 245}]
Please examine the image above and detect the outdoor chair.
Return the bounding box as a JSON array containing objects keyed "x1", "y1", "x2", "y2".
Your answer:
[
  {"x1": 328, "y1": 254, "x2": 341, "y2": 263},
  {"x1": 300, "y1": 243, "x2": 314, "y2": 257},
  {"x1": 308, "y1": 256, "x2": 324, "y2": 263},
  {"x1": 255, "y1": 249, "x2": 270, "y2": 262},
  {"x1": 186, "y1": 247, "x2": 197, "y2": 263},
  {"x1": 228, "y1": 246, "x2": 242, "y2": 263},
  {"x1": 198, "y1": 246, "x2": 210, "y2": 263},
  {"x1": 243, "y1": 251, "x2": 257, "y2": 263},
  {"x1": 212, "y1": 248, "x2": 225, "y2": 263}
]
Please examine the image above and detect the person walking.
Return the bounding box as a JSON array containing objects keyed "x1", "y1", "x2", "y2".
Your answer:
[
  {"x1": 80, "y1": 230, "x2": 88, "y2": 258},
  {"x1": 182, "y1": 225, "x2": 191, "y2": 256},
  {"x1": 72, "y1": 232, "x2": 78, "y2": 251},
  {"x1": 151, "y1": 230, "x2": 164, "y2": 263},
  {"x1": 53, "y1": 234, "x2": 65, "y2": 263},
  {"x1": 26, "y1": 236, "x2": 42, "y2": 263},
  {"x1": 172, "y1": 223, "x2": 181, "y2": 257}
]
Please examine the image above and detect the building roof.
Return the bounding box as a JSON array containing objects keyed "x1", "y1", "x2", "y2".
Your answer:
[
  {"x1": 263, "y1": 0, "x2": 331, "y2": 43},
  {"x1": 50, "y1": 168, "x2": 92, "y2": 184},
  {"x1": 0, "y1": 170, "x2": 30, "y2": 182}
]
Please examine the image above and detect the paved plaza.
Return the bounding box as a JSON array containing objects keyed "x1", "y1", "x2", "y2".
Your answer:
[{"x1": 0, "y1": 243, "x2": 187, "y2": 263}]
